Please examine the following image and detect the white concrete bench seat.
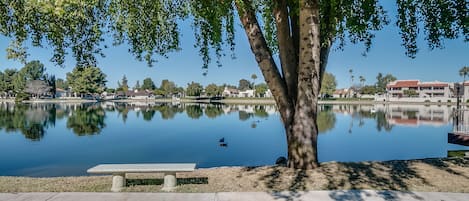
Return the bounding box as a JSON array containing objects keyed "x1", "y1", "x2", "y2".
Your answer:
[{"x1": 87, "y1": 163, "x2": 196, "y2": 192}]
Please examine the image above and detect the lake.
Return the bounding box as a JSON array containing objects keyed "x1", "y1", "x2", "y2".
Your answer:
[{"x1": 0, "y1": 102, "x2": 467, "y2": 177}]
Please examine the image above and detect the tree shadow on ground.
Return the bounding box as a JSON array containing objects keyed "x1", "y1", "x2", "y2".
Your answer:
[
  {"x1": 126, "y1": 177, "x2": 208, "y2": 186},
  {"x1": 240, "y1": 158, "x2": 468, "y2": 201}
]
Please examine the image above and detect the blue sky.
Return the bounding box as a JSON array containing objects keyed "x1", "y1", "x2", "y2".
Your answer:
[{"x1": 0, "y1": 1, "x2": 467, "y2": 89}]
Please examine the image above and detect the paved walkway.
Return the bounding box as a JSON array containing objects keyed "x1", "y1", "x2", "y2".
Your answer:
[{"x1": 0, "y1": 190, "x2": 468, "y2": 201}]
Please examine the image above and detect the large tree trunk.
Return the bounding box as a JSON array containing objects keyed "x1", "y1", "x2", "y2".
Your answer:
[
  {"x1": 236, "y1": 0, "x2": 322, "y2": 169},
  {"x1": 288, "y1": 0, "x2": 321, "y2": 169}
]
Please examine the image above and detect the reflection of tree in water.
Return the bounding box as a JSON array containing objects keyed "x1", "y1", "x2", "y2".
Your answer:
[
  {"x1": 117, "y1": 107, "x2": 129, "y2": 123},
  {"x1": 66, "y1": 104, "x2": 106, "y2": 136},
  {"x1": 204, "y1": 104, "x2": 224, "y2": 119},
  {"x1": 0, "y1": 103, "x2": 56, "y2": 141},
  {"x1": 239, "y1": 111, "x2": 253, "y2": 121},
  {"x1": 254, "y1": 106, "x2": 269, "y2": 118},
  {"x1": 186, "y1": 105, "x2": 203, "y2": 119},
  {"x1": 141, "y1": 109, "x2": 156, "y2": 121},
  {"x1": 317, "y1": 105, "x2": 336, "y2": 133},
  {"x1": 153, "y1": 104, "x2": 184, "y2": 120},
  {"x1": 375, "y1": 111, "x2": 393, "y2": 132}
]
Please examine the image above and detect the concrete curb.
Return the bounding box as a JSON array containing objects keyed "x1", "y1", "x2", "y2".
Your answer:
[{"x1": 1, "y1": 190, "x2": 468, "y2": 201}]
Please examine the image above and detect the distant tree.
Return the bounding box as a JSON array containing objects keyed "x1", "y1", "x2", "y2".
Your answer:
[
  {"x1": 11, "y1": 61, "x2": 47, "y2": 95},
  {"x1": 238, "y1": 79, "x2": 251, "y2": 90},
  {"x1": 174, "y1": 87, "x2": 185, "y2": 96},
  {"x1": 160, "y1": 79, "x2": 176, "y2": 97},
  {"x1": 25, "y1": 80, "x2": 51, "y2": 99},
  {"x1": 1, "y1": 69, "x2": 17, "y2": 96},
  {"x1": 141, "y1": 77, "x2": 156, "y2": 90},
  {"x1": 459, "y1": 66, "x2": 469, "y2": 82},
  {"x1": 255, "y1": 83, "x2": 268, "y2": 97},
  {"x1": 55, "y1": 78, "x2": 68, "y2": 89},
  {"x1": 205, "y1": 83, "x2": 222, "y2": 97},
  {"x1": 359, "y1": 76, "x2": 366, "y2": 87},
  {"x1": 186, "y1": 82, "x2": 203, "y2": 96},
  {"x1": 134, "y1": 80, "x2": 141, "y2": 90},
  {"x1": 360, "y1": 85, "x2": 377, "y2": 95},
  {"x1": 375, "y1": 73, "x2": 397, "y2": 93},
  {"x1": 0, "y1": 72, "x2": 5, "y2": 94},
  {"x1": 251, "y1": 74, "x2": 257, "y2": 86},
  {"x1": 320, "y1": 72, "x2": 337, "y2": 97},
  {"x1": 403, "y1": 89, "x2": 418, "y2": 97},
  {"x1": 105, "y1": 88, "x2": 116, "y2": 93},
  {"x1": 22, "y1": 60, "x2": 45, "y2": 80},
  {"x1": 12, "y1": 71, "x2": 26, "y2": 93},
  {"x1": 43, "y1": 74, "x2": 56, "y2": 97},
  {"x1": 66, "y1": 66, "x2": 107, "y2": 96},
  {"x1": 120, "y1": 75, "x2": 129, "y2": 92}
]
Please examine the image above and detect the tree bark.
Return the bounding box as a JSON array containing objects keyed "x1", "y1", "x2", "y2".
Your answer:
[
  {"x1": 288, "y1": 0, "x2": 321, "y2": 169},
  {"x1": 235, "y1": 0, "x2": 294, "y2": 125},
  {"x1": 273, "y1": 0, "x2": 298, "y2": 105},
  {"x1": 236, "y1": 0, "x2": 322, "y2": 169}
]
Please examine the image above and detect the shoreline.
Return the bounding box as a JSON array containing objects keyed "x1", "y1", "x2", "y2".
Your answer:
[
  {"x1": 0, "y1": 157, "x2": 467, "y2": 193},
  {"x1": 0, "y1": 98, "x2": 465, "y2": 106}
]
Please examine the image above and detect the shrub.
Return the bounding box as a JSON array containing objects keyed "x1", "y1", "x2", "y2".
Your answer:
[{"x1": 15, "y1": 92, "x2": 30, "y2": 102}]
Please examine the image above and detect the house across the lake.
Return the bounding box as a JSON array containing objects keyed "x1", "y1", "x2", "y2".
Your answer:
[
  {"x1": 126, "y1": 89, "x2": 154, "y2": 100},
  {"x1": 375, "y1": 80, "x2": 455, "y2": 102}
]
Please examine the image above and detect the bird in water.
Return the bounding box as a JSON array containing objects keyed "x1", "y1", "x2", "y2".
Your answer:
[{"x1": 219, "y1": 137, "x2": 228, "y2": 147}]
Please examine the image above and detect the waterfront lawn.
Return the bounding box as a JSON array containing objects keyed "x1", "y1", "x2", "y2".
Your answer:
[{"x1": 0, "y1": 158, "x2": 467, "y2": 193}]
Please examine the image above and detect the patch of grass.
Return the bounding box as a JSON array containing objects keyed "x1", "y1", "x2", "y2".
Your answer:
[{"x1": 448, "y1": 151, "x2": 467, "y2": 158}]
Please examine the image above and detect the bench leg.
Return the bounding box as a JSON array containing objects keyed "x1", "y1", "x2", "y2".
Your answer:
[
  {"x1": 162, "y1": 172, "x2": 177, "y2": 191},
  {"x1": 111, "y1": 173, "x2": 125, "y2": 192}
]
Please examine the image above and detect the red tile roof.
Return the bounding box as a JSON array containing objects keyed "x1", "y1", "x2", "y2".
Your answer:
[
  {"x1": 387, "y1": 80, "x2": 419, "y2": 88},
  {"x1": 387, "y1": 80, "x2": 449, "y2": 88},
  {"x1": 418, "y1": 83, "x2": 448, "y2": 87}
]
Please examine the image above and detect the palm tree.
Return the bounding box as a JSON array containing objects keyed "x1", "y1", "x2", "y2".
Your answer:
[
  {"x1": 349, "y1": 68, "x2": 354, "y2": 98},
  {"x1": 251, "y1": 74, "x2": 257, "y2": 89},
  {"x1": 359, "y1": 76, "x2": 366, "y2": 87},
  {"x1": 459, "y1": 66, "x2": 469, "y2": 83}
]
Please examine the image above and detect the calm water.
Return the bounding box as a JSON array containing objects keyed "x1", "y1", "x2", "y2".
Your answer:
[{"x1": 0, "y1": 102, "x2": 467, "y2": 177}]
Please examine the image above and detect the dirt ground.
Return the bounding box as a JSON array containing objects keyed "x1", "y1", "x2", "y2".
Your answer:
[{"x1": 0, "y1": 158, "x2": 468, "y2": 193}]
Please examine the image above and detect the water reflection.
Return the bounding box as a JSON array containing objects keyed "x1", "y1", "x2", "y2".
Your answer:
[
  {"x1": 66, "y1": 104, "x2": 106, "y2": 136},
  {"x1": 0, "y1": 103, "x2": 56, "y2": 141},
  {"x1": 0, "y1": 102, "x2": 458, "y2": 141}
]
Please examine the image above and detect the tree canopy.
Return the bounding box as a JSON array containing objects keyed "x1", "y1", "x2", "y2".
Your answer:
[
  {"x1": 141, "y1": 77, "x2": 156, "y2": 90},
  {"x1": 320, "y1": 72, "x2": 337, "y2": 96},
  {"x1": 66, "y1": 66, "x2": 107, "y2": 95},
  {"x1": 2, "y1": 1, "x2": 465, "y2": 69}
]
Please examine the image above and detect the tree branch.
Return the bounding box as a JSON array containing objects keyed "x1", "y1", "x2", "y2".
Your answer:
[
  {"x1": 287, "y1": 0, "x2": 300, "y2": 57},
  {"x1": 273, "y1": 0, "x2": 298, "y2": 105},
  {"x1": 235, "y1": 0, "x2": 293, "y2": 124}
]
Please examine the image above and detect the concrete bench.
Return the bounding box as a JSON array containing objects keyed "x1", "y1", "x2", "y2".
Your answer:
[{"x1": 87, "y1": 163, "x2": 196, "y2": 192}]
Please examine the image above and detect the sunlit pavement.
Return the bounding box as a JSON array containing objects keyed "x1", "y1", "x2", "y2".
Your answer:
[{"x1": 0, "y1": 190, "x2": 468, "y2": 201}]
